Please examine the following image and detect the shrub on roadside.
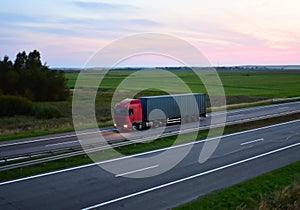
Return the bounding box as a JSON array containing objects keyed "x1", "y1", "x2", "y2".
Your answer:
[
  {"x1": 0, "y1": 95, "x2": 62, "y2": 119},
  {"x1": 33, "y1": 104, "x2": 62, "y2": 119},
  {"x1": 258, "y1": 181, "x2": 300, "y2": 210},
  {"x1": 0, "y1": 95, "x2": 33, "y2": 116},
  {"x1": 237, "y1": 180, "x2": 300, "y2": 210}
]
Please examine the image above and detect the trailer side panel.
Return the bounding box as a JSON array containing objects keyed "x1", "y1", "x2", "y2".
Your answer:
[{"x1": 139, "y1": 93, "x2": 206, "y2": 122}]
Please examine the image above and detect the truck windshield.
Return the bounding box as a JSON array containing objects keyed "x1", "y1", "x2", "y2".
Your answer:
[{"x1": 114, "y1": 107, "x2": 128, "y2": 116}]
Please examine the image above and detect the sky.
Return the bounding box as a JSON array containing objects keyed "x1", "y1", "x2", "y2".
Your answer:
[{"x1": 1, "y1": 0, "x2": 300, "y2": 67}]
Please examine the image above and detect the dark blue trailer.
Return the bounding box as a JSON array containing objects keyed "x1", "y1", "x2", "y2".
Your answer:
[
  {"x1": 114, "y1": 93, "x2": 206, "y2": 131},
  {"x1": 139, "y1": 93, "x2": 206, "y2": 125}
]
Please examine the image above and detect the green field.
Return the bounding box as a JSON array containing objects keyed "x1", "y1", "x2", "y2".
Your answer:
[
  {"x1": 66, "y1": 69, "x2": 300, "y2": 98},
  {"x1": 1, "y1": 69, "x2": 300, "y2": 138}
]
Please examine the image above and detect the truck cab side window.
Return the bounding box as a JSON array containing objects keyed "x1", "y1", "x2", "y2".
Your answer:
[{"x1": 129, "y1": 109, "x2": 134, "y2": 115}]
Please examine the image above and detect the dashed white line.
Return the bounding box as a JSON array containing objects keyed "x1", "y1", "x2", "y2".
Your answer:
[
  {"x1": 82, "y1": 141, "x2": 300, "y2": 210},
  {"x1": 240, "y1": 138, "x2": 264, "y2": 146},
  {"x1": 0, "y1": 130, "x2": 103, "y2": 148},
  {"x1": 115, "y1": 165, "x2": 159, "y2": 177}
]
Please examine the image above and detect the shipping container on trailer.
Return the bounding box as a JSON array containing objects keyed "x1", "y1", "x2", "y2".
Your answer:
[
  {"x1": 113, "y1": 93, "x2": 206, "y2": 131},
  {"x1": 139, "y1": 93, "x2": 206, "y2": 122}
]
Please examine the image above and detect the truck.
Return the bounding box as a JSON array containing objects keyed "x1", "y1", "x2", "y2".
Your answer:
[{"x1": 113, "y1": 93, "x2": 206, "y2": 131}]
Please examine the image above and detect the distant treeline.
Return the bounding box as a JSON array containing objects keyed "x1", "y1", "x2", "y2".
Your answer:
[{"x1": 0, "y1": 50, "x2": 69, "y2": 101}]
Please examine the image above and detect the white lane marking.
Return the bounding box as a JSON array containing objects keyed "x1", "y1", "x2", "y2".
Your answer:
[
  {"x1": 82, "y1": 141, "x2": 300, "y2": 209},
  {"x1": 1, "y1": 119, "x2": 300, "y2": 186},
  {"x1": 229, "y1": 114, "x2": 244, "y2": 118},
  {"x1": 211, "y1": 101, "x2": 300, "y2": 116},
  {"x1": 115, "y1": 165, "x2": 159, "y2": 177},
  {"x1": 45, "y1": 140, "x2": 80, "y2": 147},
  {"x1": 240, "y1": 138, "x2": 264, "y2": 146},
  {"x1": 278, "y1": 107, "x2": 289, "y2": 110},
  {"x1": 0, "y1": 130, "x2": 106, "y2": 148}
]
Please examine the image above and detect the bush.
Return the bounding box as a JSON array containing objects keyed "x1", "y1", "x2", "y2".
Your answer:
[
  {"x1": 0, "y1": 95, "x2": 34, "y2": 116},
  {"x1": 0, "y1": 95, "x2": 62, "y2": 119},
  {"x1": 258, "y1": 181, "x2": 300, "y2": 210},
  {"x1": 33, "y1": 104, "x2": 62, "y2": 119}
]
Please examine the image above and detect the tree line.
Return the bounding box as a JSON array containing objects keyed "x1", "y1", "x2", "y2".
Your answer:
[{"x1": 0, "y1": 50, "x2": 69, "y2": 101}]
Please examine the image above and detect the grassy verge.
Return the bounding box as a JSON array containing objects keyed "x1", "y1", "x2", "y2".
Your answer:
[
  {"x1": 1, "y1": 113, "x2": 300, "y2": 182},
  {"x1": 224, "y1": 112, "x2": 300, "y2": 133},
  {"x1": 175, "y1": 160, "x2": 300, "y2": 210},
  {"x1": 0, "y1": 120, "x2": 114, "y2": 142},
  {"x1": 0, "y1": 126, "x2": 74, "y2": 142}
]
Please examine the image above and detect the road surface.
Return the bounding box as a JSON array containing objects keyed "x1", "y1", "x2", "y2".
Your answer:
[
  {"x1": 0, "y1": 101, "x2": 300, "y2": 159},
  {"x1": 0, "y1": 119, "x2": 300, "y2": 209}
]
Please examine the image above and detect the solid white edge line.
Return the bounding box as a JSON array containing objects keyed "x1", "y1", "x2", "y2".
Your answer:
[
  {"x1": 240, "y1": 138, "x2": 264, "y2": 146},
  {"x1": 0, "y1": 162, "x2": 98, "y2": 186},
  {"x1": 115, "y1": 165, "x2": 159, "y2": 177},
  {"x1": 45, "y1": 140, "x2": 80, "y2": 147},
  {"x1": 210, "y1": 101, "x2": 300, "y2": 116},
  {"x1": 228, "y1": 114, "x2": 244, "y2": 118},
  {"x1": 0, "y1": 131, "x2": 101, "y2": 148},
  {"x1": 1, "y1": 119, "x2": 300, "y2": 186},
  {"x1": 278, "y1": 107, "x2": 289, "y2": 110},
  {"x1": 0, "y1": 129, "x2": 113, "y2": 148},
  {"x1": 82, "y1": 141, "x2": 300, "y2": 210},
  {"x1": 0, "y1": 134, "x2": 77, "y2": 147}
]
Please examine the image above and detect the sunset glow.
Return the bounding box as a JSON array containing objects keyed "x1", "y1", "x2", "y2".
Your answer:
[{"x1": 1, "y1": 0, "x2": 299, "y2": 67}]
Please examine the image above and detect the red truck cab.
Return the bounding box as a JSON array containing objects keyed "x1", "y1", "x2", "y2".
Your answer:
[{"x1": 113, "y1": 99, "x2": 142, "y2": 131}]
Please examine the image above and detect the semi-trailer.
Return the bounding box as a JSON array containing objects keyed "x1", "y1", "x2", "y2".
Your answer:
[{"x1": 113, "y1": 93, "x2": 206, "y2": 131}]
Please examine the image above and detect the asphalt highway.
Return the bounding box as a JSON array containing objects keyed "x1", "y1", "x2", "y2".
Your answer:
[
  {"x1": 0, "y1": 119, "x2": 300, "y2": 209},
  {"x1": 0, "y1": 101, "x2": 300, "y2": 159}
]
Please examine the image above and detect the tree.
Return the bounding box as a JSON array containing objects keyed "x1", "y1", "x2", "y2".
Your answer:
[
  {"x1": 0, "y1": 50, "x2": 69, "y2": 101},
  {"x1": 6, "y1": 70, "x2": 20, "y2": 95},
  {"x1": 0, "y1": 56, "x2": 14, "y2": 93},
  {"x1": 0, "y1": 56, "x2": 13, "y2": 73},
  {"x1": 14, "y1": 51, "x2": 27, "y2": 71},
  {"x1": 26, "y1": 50, "x2": 42, "y2": 71}
]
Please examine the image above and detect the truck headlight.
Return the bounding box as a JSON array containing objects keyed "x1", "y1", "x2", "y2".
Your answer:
[
  {"x1": 114, "y1": 123, "x2": 117, "y2": 127},
  {"x1": 123, "y1": 124, "x2": 128, "y2": 128}
]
